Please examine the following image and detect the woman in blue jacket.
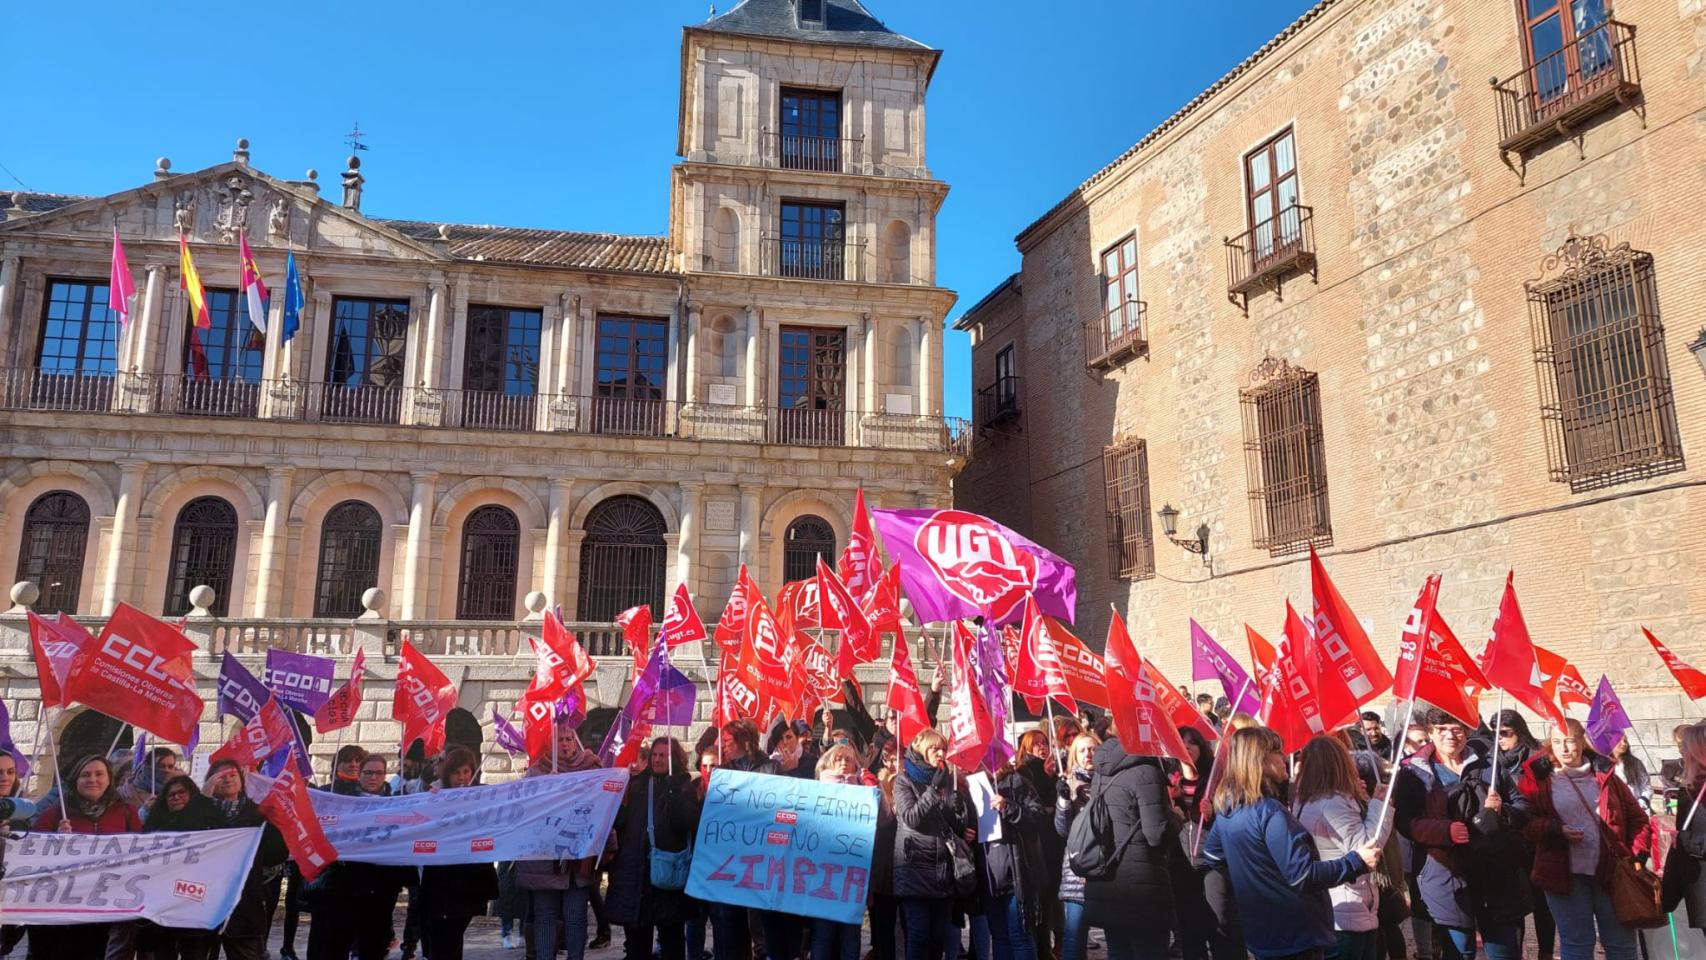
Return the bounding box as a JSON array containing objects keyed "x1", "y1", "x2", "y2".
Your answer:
[{"x1": 1202, "y1": 727, "x2": 1381, "y2": 960}]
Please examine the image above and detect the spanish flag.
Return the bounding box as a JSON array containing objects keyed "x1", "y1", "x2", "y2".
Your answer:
[{"x1": 179, "y1": 232, "x2": 210, "y2": 329}]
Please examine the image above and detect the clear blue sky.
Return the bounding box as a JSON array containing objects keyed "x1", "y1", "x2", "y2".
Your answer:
[{"x1": 1, "y1": 0, "x2": 1314, "y2": 420}]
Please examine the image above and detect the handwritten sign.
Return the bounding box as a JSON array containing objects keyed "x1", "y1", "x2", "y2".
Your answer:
[
  {"x1": 686, "y1": 769, "x2": 879, "y2": 924},
  {"x1": 2, "y1": 827, "x2": 263, "y2": 929}
]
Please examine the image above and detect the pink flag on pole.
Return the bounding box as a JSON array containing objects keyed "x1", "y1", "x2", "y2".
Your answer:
[{"x1": 109, "y1": 228, "x2": 136, "y2": 326}]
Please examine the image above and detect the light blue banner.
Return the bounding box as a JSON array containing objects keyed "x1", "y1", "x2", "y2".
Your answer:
[{"x1": 686, "y1": 769, "x2": 880, "y2": 924}]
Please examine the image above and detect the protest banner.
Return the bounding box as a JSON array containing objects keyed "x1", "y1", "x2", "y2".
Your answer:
[
  {"x1": 247, "y1": 767, "x2": 628, "y2": 865},
  {"x1": 687, "y1": 769, "x2": 880, "y2": 924},
  {"x1": 264, "y1": 649, "x2": 337, "y2": 715},
  {"x1": 1, "y1": 827, "x2": 262, "y2": 929}
]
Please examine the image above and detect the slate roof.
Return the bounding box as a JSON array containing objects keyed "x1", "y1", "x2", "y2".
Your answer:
[
  {"x1": 383, "y1": 220, "x2": 673, "y2": 274},
  {"x1": 1, "y1": 191, "x2": 89, "y2": 223},
  {"x1": 697, "y1": 0, "x2": 930, "y2": 52}
]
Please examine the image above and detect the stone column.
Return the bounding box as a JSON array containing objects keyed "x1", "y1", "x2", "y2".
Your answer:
[
  {"x1": 665, "y1": 302, "x2": 681, "y2": 407},
  {"x1": 400, "y1": 471, "x2": 438, "y2": 620},
  {"x1": 252, "y1": 466, "x2": 294, "y2": 616},
  {"x1": 556, "y1": 293, "x2": 577, "y2": 395},
  {"x1": 101, "y1": 460, "x2": 149, "y2": 615},
  {"x1": 682, "y1": 304, "x2": 701, "y2": 409},
  {"x1": 743, "y1": 305, "x2": 762, "y2": 409},
  {"x1": 0, "y1": 256, "x2": 17, "y2": 366},
  {"x1": 423, "y1": 280, "x2": 447, "y2": 388},
  {"x1": 135, "y1": 265, "x2": 165, "y2": 375},
  {"x1": 677, "y1": 481, "x2": 703, "y2": 595},
  {"x1": 738, "y1": 484, "x2": 762, "y2": 573},
  {"x1": 863, "y1": 315, "x2": 878, "y2": 415},
  {"x1": 919, "y1": 317, "x2": 938, "y2": 417},
  {"x1": 541, "y1": 479, "x2": 572, "y2": 609}
]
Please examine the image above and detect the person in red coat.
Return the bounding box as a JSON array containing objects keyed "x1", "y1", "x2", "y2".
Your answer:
[
  {"x1": 1514, "y1": 719, "x2": 1650, "y2": 960},
  {"x1": 29, "y1": 755, "x2": 143, "y2": 956}
]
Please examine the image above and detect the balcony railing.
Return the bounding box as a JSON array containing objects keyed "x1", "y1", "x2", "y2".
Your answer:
[
  {"x1": 1225, "y1": 204, "x2": 1317, "y2": 311},
  {"x1": 764, "y1": 130, "x2": 865, "y2": 173},
  {"x1": 977, "y1": 375, "x2": 1021, "y2": 429},
  {"x1": 762, "y1": 237, "x2": 865, "y2": 282},
  {"x1": 1493, "y1": 20, "x2": 1640, "y2": 156},
  {"x1": 0, "y1": 368, "x2": 972, "y2": 454},
  {"x1": 1087, "y1": 300, "x2": 1148, "y2": 369}
]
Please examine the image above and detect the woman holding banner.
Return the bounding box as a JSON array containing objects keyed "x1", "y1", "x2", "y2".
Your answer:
[
  {"x1": 204, "y1": 760, "x2": 290, "y2": 960},
  {"x1": 893, "y1": 728, "x2": 971, "y2": 960},
  {"x1": 814, "y1": 744, "x2": 878, "y2": 959},
  {"x1": 1514, "y1": 719, "x2": 1648, "y2": 960},
  {"x1": 139, "y1": 774, "x2": 225, "y2": 960},
  {"x1": 415, "y1": 747, "x2": 499, "y2": 960},
  {"x1": 606, "y1": 736, "x2": 697, "y2": 960},
  {"x1": 1292, "y1": 735, "x2": 1390, "y2": 960},
  {"x1": 29, "y1": 755, "x2": 143, "y2": 956},
  {"x1": 518, "y1": 721, "x2": 603, "y2": 960}
]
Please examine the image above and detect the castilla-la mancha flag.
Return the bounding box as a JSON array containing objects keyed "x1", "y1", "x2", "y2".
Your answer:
[
  {"x1": 394, "y1": 640, "x2": 458, "y2": 755},
  {"x1": 1479, "y1": 573, "x2": 1566, "y2": 731},
  {"x1": 65, "y1": 603, "x2": 203, "y2": 746},
  {"x1": 1643, "y1": 627, "x2": 1706, "y2": 700},
  {"x1": 1103, "y1": 609, "x2": 1190, "y2": 763}
]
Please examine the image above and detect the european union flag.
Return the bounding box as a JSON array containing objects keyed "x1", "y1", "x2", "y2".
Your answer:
[{"x1": 280, "y1": 250, "x2": 305, "y2": 343}]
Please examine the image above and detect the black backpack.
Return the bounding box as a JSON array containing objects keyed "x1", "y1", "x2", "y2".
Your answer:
[{"x1": 1065, "y1": 778, "x2": 1141, "y2": 881}]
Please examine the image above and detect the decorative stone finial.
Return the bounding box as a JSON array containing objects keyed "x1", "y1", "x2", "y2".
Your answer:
[
  {"x1": 154, "y1": 157, "x2": 172, "y2": 181},
  {"x1": 437, "y1": 224, "x2": 450, "y2": 241},
  {"x1": 359, "y1": 587, "x2": 388, "y2": 619},
  {"x1": 6, "y1": 581, "x2": 39, "y2": 614},
  {"x1": 306, "y1": 168, "x2": 318, "y2": 181},
  {"x1": 341, "y1": 156, "x2": 365, "y2": 212},
  {"x1": 187, "y1": 585, "x2": 216, "y2": 617},
  {"x1": 524, "y1": 591, "x2": 548, "y2": 620},
  {"x1": 234, "y1": 138, "x2": 250, "y2": 164}
]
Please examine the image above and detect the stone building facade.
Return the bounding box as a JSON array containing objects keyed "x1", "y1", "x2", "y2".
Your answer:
[
  {"x1": 0, "y1": 0, "x2": 957, "y2": 773},
  {"x1": 957, "y1": 0, "x2": 1706, "y2": 740}
]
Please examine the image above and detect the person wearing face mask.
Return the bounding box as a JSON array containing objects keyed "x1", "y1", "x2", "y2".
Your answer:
[
  {"x1": 517, "y1": 722, "x2": 605, "y2": 960},
  {"x1": 606, "y1": 737, "x2": 699, "y2": 960},
  {"x1": 416, "y1": 747, "x2": 499, "y2": 960},
  {"x1": 1393, "y1": 708, "x2": 1530, "y2": 960},
  {"x1": 30, "y1": 755, "x2": 143, "y2": 955},
  {"x1": 1514, "y1": 719, "x2": 1649, "y2": 960},
  {"x1": 1203, "y1": 728, "x2": 1381, "y2": 960},
  {"x1": 892, "y1": 728, "x2": 972, "y2": 960}
]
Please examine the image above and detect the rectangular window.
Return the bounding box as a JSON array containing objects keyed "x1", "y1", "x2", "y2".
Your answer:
[
  {"x1": 780, "y1": 88, "x2": 842, "y2": 171},
  {"x1": 779, "y1": 201, "x2": 846, "y2": 280},
  {"x1": 1529, "y1": 237, "x2": 1683, "y2": 490},
  {"x1": 1240, "y1": 360, "x2": 1331, "y2": 555},
  {"x1": 323, "y1": 296, "x2": 410, "y2": 423},
  {"x1": 798, "y1": 0, "x2": 824, "y2": 27},
  {"x1": 1090, "y1": 234, "x2": 1145, "y2": 366},
  {"x1": 1245, "y1": 128, "x2": 1301, "y2": 263},
  {"x1": 27, "y1": 278, "x2": 118, "y2": 412},
  {"x1": 1522, "y1": 0, "x2": 1614, "y2": 106},
  {"x1": 1103, "y1": 440, "x2": 1154, "y2": 580},
  {"x1": 777, "y1": 325, "x2": 846, "y2": 445},
  {"x1": 462, "y1": 304, "x2": 543, "y2": 431},
  {"x1": 591, "y1": 314, "x2": 668, "y2": 435},
  {"x1": 178, "y1": 288, "x2": 263, "y2": 417}
]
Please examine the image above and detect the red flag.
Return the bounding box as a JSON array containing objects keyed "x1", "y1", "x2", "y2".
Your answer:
[
  {"x1": 313, "y1": 648, "x2": 366, "y2": 735},
  {"x1": 1393, "y1": 575, "x2": 1485, "y2": 727},
  {"x1": 255, "y1": 765, "x2": 337, "y2": 881},
  {"x1": 745, "y1": 592, "x2": 793, "y2": 720},
  {"x1": 839, "y1": 488, "x2": 882, "y2": 600},
  {"x1": 1556, "y1": 661, "x2": 1593, "y2": 711},
  {"x1": 1246, "y1": 624, "x2": 1278, "y2": 698},
  {"x1": 66, "y1": 603, "x2": 202, "y2": 745},
  {"x1": 1039, "y1": 620, "x2": 1107, "y2": 710},
  {"x1": 822, "y1": 558, "x2": 879, "y2": 676},
  {"x1": 519, "y1": 687, "x2": 558, "y2": 763},
  {"x1": 525, "y1": 611, "x2": 594, "y2": 707},
  {"x1": 394, "y1": 640, "x2": 458, "y2": 755},
  {"x1": 662, "y1": 584, "x2": 708, "y2": 647},
  {"x1": 861, "y1": 565, "x2": 904, "y2": 641},
  {"x1": 887, "y1": 635, "x2": 930, "y2": 744},
  {"x1": 1140, "y1": 657, "x2": 1217, "y2": 742},
  {"x1": 1308, "y1": 546, "x2": 1393, "y2": 723},
  {"x1": 1534, "y1": 645, "x2": 1592, "y2": 711},
  {"x1": 1644, "y1": 628, "x2": 1706, "y2": 700},
  {"x1": 616, "y1": 605, "x2": 653, "y2": 671},
  {"x1": 945, "y1": 622, "x2": 995, "y2": 772},
  {"x1": 1014, "y1": 595, "x2": 1078, "y2": 714},
  {"x1": 1261, "y1": 604, "x2": 1326, "y2": 755},
  {"x1": 212, "y1": 696, "x2": 297, "y2": 768},
  {"x1": 28, "y1": 612, "x2": 89, "y2": 709},
  {"x1": 1480, "y1": 573, "x2": 1566, "y2": 730},
  {"x1": 1102, "y1": 609, "x2": 1191, "y2": 762},
  {"x1": 714, "y1": 566, "x2": 758, "y2": 649}
]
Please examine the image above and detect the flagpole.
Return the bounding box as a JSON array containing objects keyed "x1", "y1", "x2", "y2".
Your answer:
[
  {"x1": 1488, "y1": 688, "x2": 1506, "y2": 795},
  {"x1": 1682, "y1": 778, "x2": 1706, "y2": 833},
  {"x1": 1623, "y1": 723, "x2": 1661, "y2": 785},
  {"x1": 1043, "y1": 695, "x2": 1065, "y2": 778},
  {"x1": 1369, "y1": 698, "x2": 1416, "y2": 845},
  {"x1": 662, "y1": 630, "x2": 673, "y2": 778},
  {"x1": 45, "y1": 707, "x2": 69, "y2": 822}
]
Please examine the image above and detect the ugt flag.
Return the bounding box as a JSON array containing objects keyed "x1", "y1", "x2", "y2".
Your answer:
[{"x1": 873, "y1": 508, "x2": 1076, "y2": 627}]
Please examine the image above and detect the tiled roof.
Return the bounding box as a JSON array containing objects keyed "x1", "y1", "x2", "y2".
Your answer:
[
  {"x1": 1015, "y1": 0, "x2": 1339, "y2": 247},
  {"x1": 1, "y1": 191, "x2": 90, "y2": 222},
  {"x1": 697, "y1": 0, "x2": 930, "y2": 52},
  {"x1": 382, "y1": 220, "x2": 673, "y2": 274}
]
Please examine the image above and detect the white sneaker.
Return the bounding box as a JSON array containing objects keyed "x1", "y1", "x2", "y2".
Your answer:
[{"x1": 501, "y1": 934, "x2": 515, "y2": 949}]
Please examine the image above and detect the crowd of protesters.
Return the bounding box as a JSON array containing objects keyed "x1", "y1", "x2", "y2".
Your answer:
[{"x1": 13, "y1": 676, "x2": 1706, "y2": 960}]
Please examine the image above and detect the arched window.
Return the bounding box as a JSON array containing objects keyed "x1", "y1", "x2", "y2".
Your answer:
[
  {"x1": 313, "y1": 500, "x2": 383, "y2": 618},
  {"x1": 165, "y1": 496, "x2": 238, "y2": 616},
  {"x1": 783, "y1": 515, "x2": 836, "y2": 583},
  {"x1": 16, "y1": 490, "x2": 90, "y2": 615},
  {"x1": 577, "y1": 496, "x2": 667, "y2": 623},
  {"x1": 457, "y1": 505, "x2": 520, "y2": 621}
]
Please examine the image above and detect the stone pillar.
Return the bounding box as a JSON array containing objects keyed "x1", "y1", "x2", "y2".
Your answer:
[
  {"x1": 400, "y1": 471, "x2": 437, "y2": 620},
  {"x1": 738, "y1": 484, "x2": 762, "y2": 573},
  {"x1": 677, "y1": 481, "x2": 703, "y2": 594},
  {"x1": 101, "y1": 460, "x2": 149, "y2": 615},
  {"x1": 541, "y1": 479, "x2": 572, "y2": 609},
  {"x1": 743, "y1": 305, "x2": 762, "y2": 409},
  {"x1": 423, "y1": 280, "x2": 447, "y2": 388},
  {"x1": 665, "y1": 302, "x2": 681, "y2": 407},
  {"x1": 863, "y1": 315, "x2": 878, "y2": 415},
  {"x1": 0, "y1": 256, "x2": 17, "y2": 366},
  {"x1": 252, "y1": 466, "x2": 294, "y2": 616},
  {"x1": 556, "y1": 293, "x2": 577, "y2": 394},
  {"x1": 919, "y1": 317, "x2": 938, "y2": 417},
  {"x1": 683, "y1": 304, "x2": 701, "y2": 408}
]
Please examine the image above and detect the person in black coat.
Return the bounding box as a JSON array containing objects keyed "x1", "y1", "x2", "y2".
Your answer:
[
  {"x1": 140, "y1": 775, "x2": 227, "y2": 960},
  {"x1": 891, "y1": 728, "x2": 971, "y2": 960},
  {"x1": 606, "y1": 737, "x2": 699, "y2": 960},
  {"x1": 416, "y1": 747, "x2": 499, "y2": 960},
  {"x1": 986, "y1": 754, "x2": 1050, "y2": 960},
  {"x1": 1083, "y1": 737, "x2": 1182, "y2": 958},
  {"x1": 1492, "y1": 709, "x2": 1553, "y2": 960}
]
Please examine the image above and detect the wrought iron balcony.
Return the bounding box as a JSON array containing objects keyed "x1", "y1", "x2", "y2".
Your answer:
[
  {"x1": 764, "y1": 130, "x2": 865, "y2": 174},
  {"x1": 1493, "y1": 20, "x2": 1640, "y2": 158},
  {"x1": 762, "y1": 236, "x2": 865, "y2": 282},
  {"x1": 977, "y1": 375, "x2": 1022, "y2": 429},
  {"x1": 1225, "y1": 204, "x2": 1317, "y2": 311},
  {"x1": 1087, "y1": 300, "x2": 1148, "y2": 370}
]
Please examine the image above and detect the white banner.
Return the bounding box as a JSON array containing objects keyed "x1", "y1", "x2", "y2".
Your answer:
[
  {"x1": 1, "y1": 827, "x2": 263, "y2": 928},
  {"x1": 247, "y1": 768, "x2": 629, "y2": 865}
]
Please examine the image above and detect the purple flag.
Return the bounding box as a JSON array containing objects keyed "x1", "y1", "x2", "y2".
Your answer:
[
  {"x1": 872, "y1": 507, "x2": 1077, "y2": 627},
  {"x1": 598, "y1": 647, "x2": 696, "y2": 766},
  {"x1": 264, "y1": 649, "x2": 338, "y2": 715},
  {"x1": 132, "y1": 730, "x2": 147, "y2": 773},
  {"x1": 0, "y1": 700, "x2": 33, "y2": 784},
  {"x1": 492, "y1": 708, "x2": 526, "y2": 757},
  {"x1": 217, "y1": 653, "x2": 309, "y2": 777},
  {"x1": 1585, "y1": 674, "x2": 1632, "y2": 756},
  {"x1": 1190, "y1": 620, "x2": 1261, "y2": 716},
  {"x1": 975, "y1": 620, "x2": 1015, "y2": 771}
]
